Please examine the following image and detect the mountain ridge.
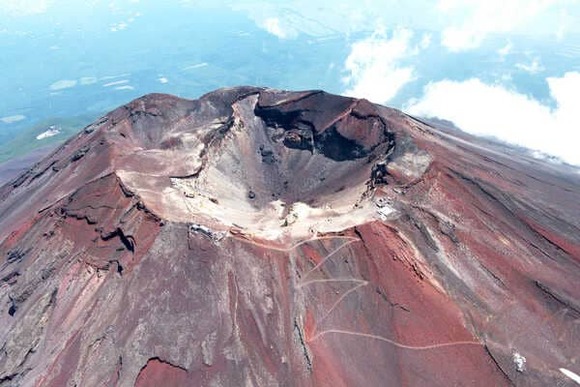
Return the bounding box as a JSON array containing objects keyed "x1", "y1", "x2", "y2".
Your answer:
[{"x1": 0, "y1": 87, "x2": 579, "y2": 386}]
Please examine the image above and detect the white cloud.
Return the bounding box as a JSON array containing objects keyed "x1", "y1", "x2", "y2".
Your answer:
[
  {"x1": 110, "y1": 22, "x2": 128, "y2": 32},
  {"x1": 438, "y1": 0, "x2": 562, "y2": 51},
  {"x1": 406, "y1": 72, "x2": 580, "y2": 165},
  {"x1": 342, "y1": 28, "x2": 419, "y2": 104},
  {"x1": 419, "y1": 33, "x2": 432, "y2": 50},
  {"x1": 497, "y1": 42, "x2": 513, "y2": 57},
  {"x1": 515, "y1": 58, "x2": 545, "y2": 74},
  {"x1": 234, "y1": 1, "x2": 445, "y2": 39},
  {"x1": 262, "y1": 17, "x2": 295, "y2": 39},
  {"x1": 440, "y1": 26, "x2": 482, "y2": 51},
  {"x1": 49, "y1": 79, "x2": 77, "y2": 91},
  {"x1": 100, "y1": 73, "x2": 131, "y2": 81},
  {"x1": 182, "y1": 62, "x2": 208, "y2": 71},
  {"x1": 500, "y1": 73, "x2": 513, "y2": 82},
  {"x1": 110, "y1": 11, "x2": 141, "y2": 33},
  {"x1": 80, "y1": 77, "x2": 97, "y2": 85},
  {"x1": 234, "y1": 0, "x2": 580, "y2": 43},
  {"x1": 0, "y1": 0, "x2": 52, "y2": 16},
  {"x1": 555, "y1": 6, "x2": 577, "y2": 40},
  {"x1": 1, "y1": 114, "x2": 26, "y2": 124},
  {"x1": 36, "y1": 127, "x2": 60, "y2": 140},
  {"x1": 103, "y1": 80, "x2": 129, "y2": 87}
]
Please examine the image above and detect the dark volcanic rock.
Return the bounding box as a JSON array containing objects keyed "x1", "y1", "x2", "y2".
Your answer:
[{"x1": 0, "y1": 87, "x2": 579, "y2": 386}]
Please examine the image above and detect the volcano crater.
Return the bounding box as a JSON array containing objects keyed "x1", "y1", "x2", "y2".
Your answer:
[{"x1": 113, "y1": 90, "x2": 399, "y2": 243}]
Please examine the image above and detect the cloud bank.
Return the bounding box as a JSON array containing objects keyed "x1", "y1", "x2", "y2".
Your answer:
[
  {"x1": 342, "y1": 28, "x2": 421, "y2": 104},
  {"x1": 438, "y1": 0, "x2": 571, "y2": 51},
  {"x1": 241, "y1": 0, "x2": 579, "y2": 53},
  {"x1": 406, "y1": 72, "x2": 580, "y2": 165}
]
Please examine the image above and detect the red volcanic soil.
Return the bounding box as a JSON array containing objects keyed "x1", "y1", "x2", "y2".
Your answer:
[{"x1": 0, "y1": 87, "x2": 579, "y2": 386}]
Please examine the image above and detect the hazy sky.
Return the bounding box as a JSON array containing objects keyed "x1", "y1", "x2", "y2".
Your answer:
[
  {"x1": 1, "y1": 0, "x2": 580, "y2": 165},
  {"x1": 226, "y1": 0, "x2": 580, "y2": 165}
]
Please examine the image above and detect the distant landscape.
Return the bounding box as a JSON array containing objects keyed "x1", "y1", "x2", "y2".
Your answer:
[{"x1": 2, "y1": 2, "x2": 580, "y2": 173}]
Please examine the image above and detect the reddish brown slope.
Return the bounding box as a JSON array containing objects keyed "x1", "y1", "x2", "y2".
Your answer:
[{"x1": 0, "y1": 87, "x2": 579, "y2": 386}]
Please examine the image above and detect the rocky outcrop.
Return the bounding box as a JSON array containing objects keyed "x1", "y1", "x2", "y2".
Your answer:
[{"x1": 0, "y1": 87, "x2": 579, "y2": 386}]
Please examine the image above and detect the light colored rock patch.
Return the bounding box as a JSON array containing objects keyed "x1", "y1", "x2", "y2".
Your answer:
[{"x1": 388, "y1": 150, "x2": 432, "y2": 181}]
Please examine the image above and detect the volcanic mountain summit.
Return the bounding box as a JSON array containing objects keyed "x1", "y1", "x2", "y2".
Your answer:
[{"x1": 0, "y1": 87, "x2": 579, "y2": 386}]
